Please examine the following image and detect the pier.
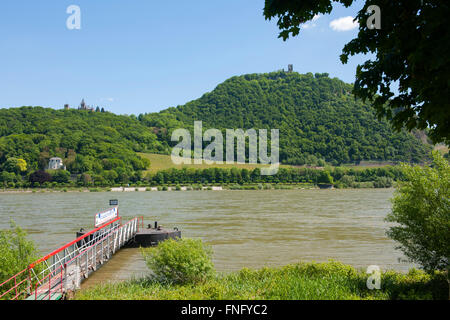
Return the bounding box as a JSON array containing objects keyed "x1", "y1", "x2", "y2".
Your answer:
[{"x1": 0, "y1": 204, "x2": 181, "y2": 300}]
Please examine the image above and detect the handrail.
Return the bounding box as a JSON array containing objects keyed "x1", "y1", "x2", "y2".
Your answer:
[
  {"x1": 1, "y1": 215, "x2": 140, "y2": 300},
  {"x1": 0, "y1": 267, "x2": 32, "y2": 300},
  {"x1": 0, "y1": 267, "x2": 28, "y2": 288},
  {"x1": 64, "y1": 222, "x2": 123, "y2": 266},
  {"x1": 29, "y1": 217, "x2": 121, "y2": 268}
]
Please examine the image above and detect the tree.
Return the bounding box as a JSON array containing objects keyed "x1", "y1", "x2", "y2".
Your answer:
[
  {"x1": 0, "y1": 171, "x2": 16, "y2": 187},
  {"x1": 264, "y1": 0, "x2": 450, "y2": 144},
  {"x1": 79, "y1": 173, "x2": 92, "y2": 186},
  {"x1": 51, "y1": 170, "x2": 71, "y2": 184},
  {"x1": 0, "y1": 221, "x2": 40, "y2": 299},
  {"x1": 318, "y1": 170, "x2": 334, "y2": 184},
  {"x1": 3, "y1": 158, "x2": 27, "y2": 174},
  {"x1": 29, "y1": 170, "x2": 52, "y2": 185},
  {"x1": 386, "y1": 151, "x2": 449, "y2": 293}
]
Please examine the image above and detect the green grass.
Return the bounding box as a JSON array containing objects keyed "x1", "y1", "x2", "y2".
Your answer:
[
  {"x1": 138, "y1": 153, "x2": 289, "y2": 174},
  {"x1": 73, "y1": 260, "x2": 447, "y2": 300}
]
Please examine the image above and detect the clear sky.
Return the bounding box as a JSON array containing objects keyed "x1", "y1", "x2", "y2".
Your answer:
[{"x1": 1, "y1": 0, "x2": 368, "y2": 115}]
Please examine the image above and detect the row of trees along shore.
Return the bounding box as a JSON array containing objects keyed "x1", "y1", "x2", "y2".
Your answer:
[{"x1": 0, "y1": 165, "x2": 403, "y2": 189}]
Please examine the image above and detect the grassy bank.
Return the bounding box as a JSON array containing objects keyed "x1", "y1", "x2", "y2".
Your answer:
[
  {"x1": 0, "y1": 182, "x2": 392, "y2": 193},
  {"x1": 73, "y1": 260, "x2": 447, "y2": 300}
]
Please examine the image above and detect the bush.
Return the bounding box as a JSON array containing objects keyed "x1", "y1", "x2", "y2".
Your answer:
[
  {"x1": 373, "y1": 176, "x2": 393, "y2": 188},
  {"x1": 29, "y1": 170, "x2": 52, "y2": 185},
  {"x1": 0, "y1": 221, "x2": 40, "y2": 299},
  {"x1": 142, "y1": 238, "x2": 215, "y2": 284},
  {"x1": 386, "y1": 151, "x2": 449, "y2": 282}
]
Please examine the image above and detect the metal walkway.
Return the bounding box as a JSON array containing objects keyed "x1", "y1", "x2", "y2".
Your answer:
[{"x1": 0, "y1": 208, "x2": 144, "y2": 300}]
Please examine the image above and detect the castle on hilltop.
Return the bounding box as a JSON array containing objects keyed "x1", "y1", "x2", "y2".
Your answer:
[
  {"x1": 78, "y1": 98, "x2": 94, "y2": 111},
  {"x1": 64, "y1": 99, "x2": 105, "y2": 112}
]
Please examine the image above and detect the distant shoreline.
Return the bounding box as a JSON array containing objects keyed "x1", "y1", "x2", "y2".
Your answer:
[{"x1": 0, "y1": 184, "x2": 395, "y2": 194}]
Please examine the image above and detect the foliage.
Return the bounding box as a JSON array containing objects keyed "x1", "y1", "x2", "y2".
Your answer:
[
  {"x1": 142, "y1": 238, "x2": 215, "y2": 285},
  {"x1": 264, "y1": 0, "x2": 450, "y2": 145},
  {"x1": 0, "y1": 72, "x2": 432, "y2": 188},
  {"x1": 49, "y1": 169, "x2": 70, "y2": 183},
  {"x1": 386, "y1": 151, "x2": 449, "y2": 274},
  {"x1": 2, "y1": 158, "x2": 27, "y2": 173},
  {"x1": 0, "y1": 221, "x2": 40, "y2": 299},
  {"x1": 142, "y1": 165, "x2": 403, "y2": 187},
  {"x1": 73, "y1": 260, "x2": 448, "y2": 300},
  {"x1": 155, "y1": 72, "x2": 431, "y2": 164},
  {"x1": 318, "y1": 170, "x2": 334, "y2": 184},
  {"x1": 29, "y1": 170, "x2": 52, "y2": 185},
  {"x1": 0, "y1": 107, "x2": 155, "y2": 184}
]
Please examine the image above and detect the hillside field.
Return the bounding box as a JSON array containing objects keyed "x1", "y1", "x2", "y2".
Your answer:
[
  {"x1": 139, "y1": 153, "x2": 401, "y2": 174},
  {"x1": 139, "y1": 153, "x2": 279, "y2": 174}
]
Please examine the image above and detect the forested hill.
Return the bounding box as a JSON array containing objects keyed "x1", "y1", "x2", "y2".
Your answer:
[
  {"x1": 0, "y1": 72, "x2": 432, "y2": 180},
  {"x1": 153, "y1": 71, "x2": 431, "y2": 165},
  {"x1": 0, "y1": 107, "x2": 166, "y2": 179}
]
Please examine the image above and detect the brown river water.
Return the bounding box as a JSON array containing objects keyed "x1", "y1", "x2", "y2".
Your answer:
[{"x1": 0, "y1": 189, "x2": 414, "y2": 289}]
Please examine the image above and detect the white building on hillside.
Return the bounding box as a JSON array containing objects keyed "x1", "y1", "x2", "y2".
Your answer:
[{"x1": 48, "y1": 157, "x2": 65, "y2": 170}]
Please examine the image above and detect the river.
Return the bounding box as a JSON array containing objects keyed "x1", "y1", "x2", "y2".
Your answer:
[{"x1": 0, "y1": 189, "x2": 413, "y2": 288}]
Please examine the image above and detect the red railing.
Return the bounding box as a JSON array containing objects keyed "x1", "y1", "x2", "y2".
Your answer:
[
  {"x1": 1, "y1": 215, "x2": 144, "y2": 300},
  {"x1": 0, "y1": 216, "x2": 124, "y2": 300},
  {"x1": 32, "y1": 265, "x2": 64, "y2": 300},
  {"x1": 0, "y1": 268, "x2": 32, "y2": 300},
  {"x1": 29, "y1": 216, "x2": 121, "y2": 269}
]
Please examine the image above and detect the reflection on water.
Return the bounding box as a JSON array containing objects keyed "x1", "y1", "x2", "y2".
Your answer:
[{"x1": 0, "y1": 189, "x2": 413, "y2": 288}]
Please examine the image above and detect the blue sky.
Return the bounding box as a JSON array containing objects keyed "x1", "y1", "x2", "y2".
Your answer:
[{"x1": 1, "y1": 0, "x2": 368, "y2": 115}]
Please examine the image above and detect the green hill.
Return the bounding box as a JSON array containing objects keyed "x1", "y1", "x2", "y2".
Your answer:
[
  {"x1": 149, "y1": 71, "x2": 431, "y2": 165},
  {"x1": 0, "y1": 107, "x2": 164, "y2": 183},
  {"x1": 0, "y1": 72, "x2": 433, "y2": 187}
]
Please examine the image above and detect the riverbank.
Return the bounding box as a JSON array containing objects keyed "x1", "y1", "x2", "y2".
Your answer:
[
  {"x1": 0, "y1": 182, "x2": 394, "y2": 193},
  {"x1": 73, "y1": 260, "x2": 447, "y2": 300}
]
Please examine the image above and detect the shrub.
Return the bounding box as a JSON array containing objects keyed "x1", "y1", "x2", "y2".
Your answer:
[
  {"x1": 29, "y1": 170, "x2": 52, "y2": 185},
  {"x1": 142, "y1": 238, "x2": 215, "y2": 284},
  {"x1": 386, "y1": 151, "x2": 449, "y2": 291},
  {"x1": 0, "y1": 221, "x2": 40, "y2": 299},
  {"x1": 373, "y1": 176, "x2": 393, "y2": 188}
]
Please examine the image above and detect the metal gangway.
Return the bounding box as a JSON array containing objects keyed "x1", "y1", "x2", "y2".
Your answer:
[{"x1": 0, "y1": 207, "x2": 144, "y2": 300}]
